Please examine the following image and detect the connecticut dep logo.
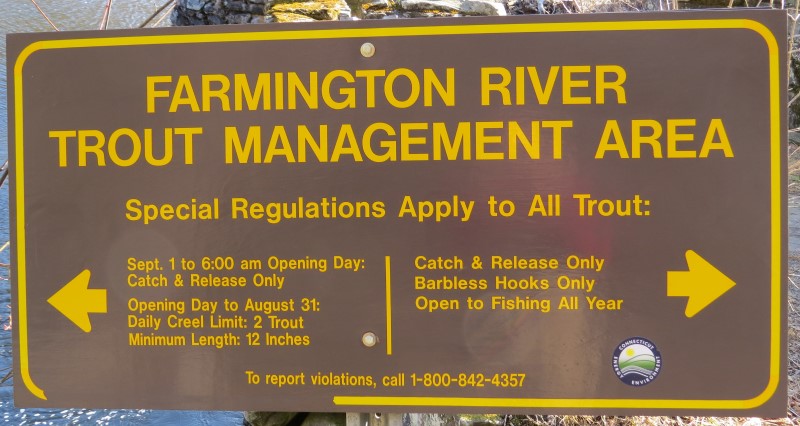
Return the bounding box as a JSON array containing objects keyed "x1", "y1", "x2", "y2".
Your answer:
[{"x1": 612, "y1": 337, "x2": 662, "y2": 386}]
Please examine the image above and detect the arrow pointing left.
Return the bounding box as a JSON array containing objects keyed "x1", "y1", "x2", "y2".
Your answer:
[{"x1": 47, "y1": 270, "x2": 107, "y2": 332}]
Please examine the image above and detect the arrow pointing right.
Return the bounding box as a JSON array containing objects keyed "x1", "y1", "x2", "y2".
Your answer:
[
  {"x1": 667, "y1": 250, "x2": 736, "y2": 318},
  {"x1": 47, "y1": 270, "x2": 107, "y2": 332}
]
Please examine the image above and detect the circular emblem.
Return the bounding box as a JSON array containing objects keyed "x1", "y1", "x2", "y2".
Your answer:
[{"x1": 612, "y1": 337, "x2": 662, "y2": 386}]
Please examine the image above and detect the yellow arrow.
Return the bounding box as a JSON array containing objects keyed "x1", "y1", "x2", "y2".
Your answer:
[
  {"x1": 667, "y1": 250, "x2": 735, "y2": 318},
  {"x1": 47, "y1": 270, "x2": 107, "y2": 332}
]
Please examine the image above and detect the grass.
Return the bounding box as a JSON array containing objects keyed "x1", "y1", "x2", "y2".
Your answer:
[{"x1": 789, "y1": 144, "x2": 800, "y2": 195}]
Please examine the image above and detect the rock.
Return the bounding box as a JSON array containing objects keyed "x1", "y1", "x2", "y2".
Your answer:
[
  {"x1": 173, "y1": 0, "x2": 271, "y2": 24},
  {"x1": 175, "y1": 0, "x2": 506, "y2": 24},
  {"x1": 459, "y1": 414, "x2": 501, "y2": 425},
  {"x1": 244, "y1": 412, "x2": 345, "y2": 426},
  {"x1": 208, "y1": 14, "x2": 226, "y2": 23},
  {"x1": 271, "y1": 11, "x2": 319, "y2": 20},
  {"x1": 226, "y1": 12, "x2": 254, "y2": 22},
  {"x1": 175, "y1": 0, "x2": 639, "y2": 26},
  {"x1": 362, "y1": 0, "x2": 393, "y2": 10},
  {"x1": 363, "y1": 9, "x2": 397, "y2": 18},
  {"x1": 184, "y1": 0, "x2": 208, "y2": 10},
  {"x1": 270, "y1": 0, "x2": 350, "y2": 20},
  {"x1": 244, "y1": 412, "x2": 299, "y2": 426},
  {"x1": 507, "y1": 0, "x2": 544, "y2": 13},
  {"x1": 336, "y1": 1, "x2": 352, "y2": 19},
  {"x1": 226, "y1": 0, "x2": 266, "y2": 13},
  {"x1": 300, "y1": 413, "x2": 346, "y2": 425},
  {"x1": 408, "y1": 10, "x2": 456, "y2": 15},
  {"x1": 397, "y1": 0, "x2": 461, "y2": 11},
  {"x1": 170, "y1": 8, "x2": 189, "y2": 24},
  {"x1": 460, "y1": 0, "x2": 505, "y2": 15},
  {"x1": 359, "y1": 0, "x2": 396, "y2": 18},
  {"x1": 406, "y1": 413, "x2": 460, "y2": 426}
]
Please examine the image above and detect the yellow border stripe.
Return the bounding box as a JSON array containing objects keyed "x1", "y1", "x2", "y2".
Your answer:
[
  {"x1": 13, "y1": 18, "x2": 782, "y2": 409},
  {"x1": 332, "y1": 395, "x2": 776, "y2": 409},
  {"x1": 386, "y1": 256, "x2": 393, "y2": 356},
  {"x1": 12, "y1": 59, "x2": 42, "y2": 401}
]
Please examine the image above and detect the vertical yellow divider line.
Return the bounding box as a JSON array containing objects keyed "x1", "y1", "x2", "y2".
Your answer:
[{"x1": 385, "y1": 256, "x2": 392, "y2": 356}]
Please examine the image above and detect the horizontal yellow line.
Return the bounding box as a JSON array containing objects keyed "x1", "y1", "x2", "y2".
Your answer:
[{"x1": 333, "y1": 395, "x2": 772, "y2": 409}]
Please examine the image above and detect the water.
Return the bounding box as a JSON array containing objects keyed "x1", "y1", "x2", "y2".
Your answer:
[{"x1": 0, "y1": 1, "x2": 243, "y2": 424}]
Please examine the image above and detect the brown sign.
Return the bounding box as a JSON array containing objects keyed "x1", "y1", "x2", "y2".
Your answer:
[{"x1": 8, "y1": 10, "x2": 787, "y2": 416}]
